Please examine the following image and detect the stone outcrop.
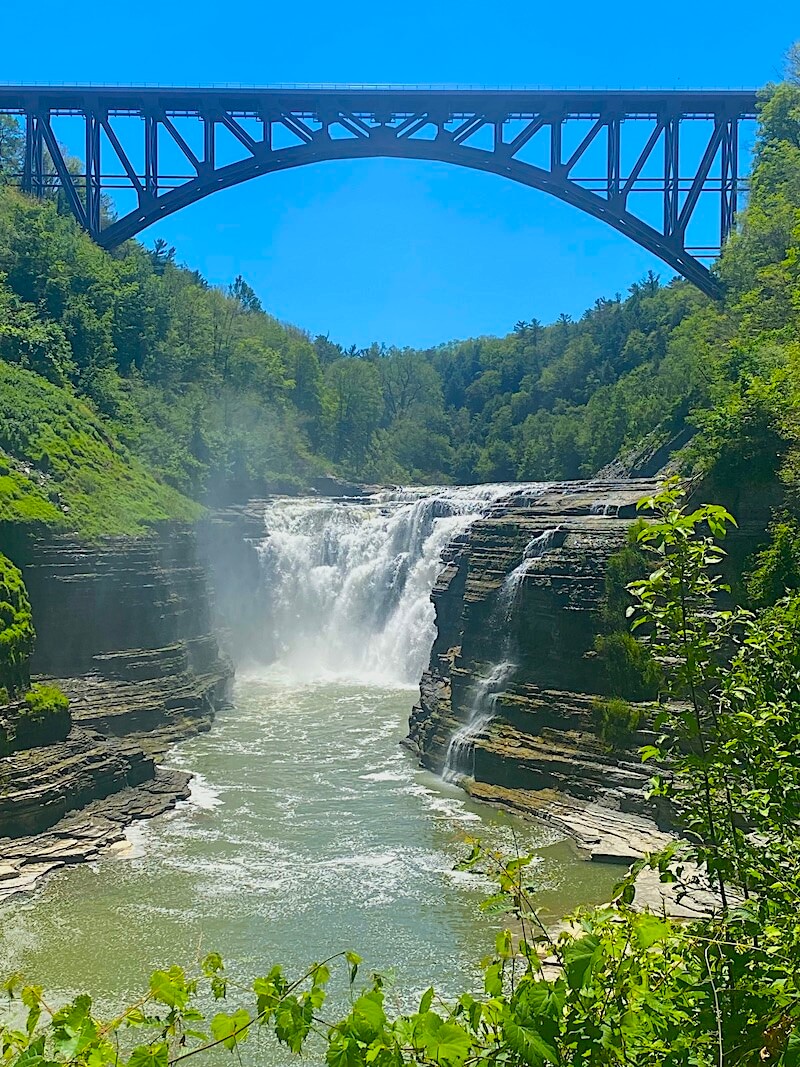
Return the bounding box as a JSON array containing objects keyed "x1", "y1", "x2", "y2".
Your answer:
[
  {"x1": 1, "y1": 725, "x2": 156, "y2": 837},
  {"x1": 0, "y1": 765, "x2": 191, "y2": 901},
  {"x1": 0, "y1": 527, "x2": 233, "y2": 894},
  {"x1": 407, "y1": 480, "x2": 669, "y2": 863}
]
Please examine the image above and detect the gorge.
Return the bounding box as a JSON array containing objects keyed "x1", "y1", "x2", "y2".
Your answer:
[
  {"x1": 0, "y1": 478, "x2": 663, "y2": 1024},
  {"x1": 3, "y1": 47, "x2": 800, "y2": 1061}
]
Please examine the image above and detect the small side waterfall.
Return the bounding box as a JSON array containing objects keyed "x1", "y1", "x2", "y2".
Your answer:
[
  {"x1": 441, "y1": 661, "x2": 516, "y2": 782},
  {"x1": 441, "y1": 526, "x2": 563, "y2": 783},
  {"x1": 497, "y1": 526, "x2": 562, "y2": 621}
]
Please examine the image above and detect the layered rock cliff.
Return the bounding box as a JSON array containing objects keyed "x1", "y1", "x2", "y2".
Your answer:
[
  {"x1": 407, "y1": 480, "x2": 671, "y2": 863},
  {"x1": 0, "y1": 527, "x2": 233, "y2": 898}
]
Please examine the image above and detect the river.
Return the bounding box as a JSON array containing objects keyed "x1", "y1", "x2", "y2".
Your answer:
[{"x1": 0, "y1": 486, "x2": 620, "y2": 1055}]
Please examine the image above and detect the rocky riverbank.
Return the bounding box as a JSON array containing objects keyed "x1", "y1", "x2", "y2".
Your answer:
[
  {"x1": 407, "y1": 480, "x2": 670, "y2": 863},
  {"x1": 0, "y1": 527, "x2": 233, "y2": 901}
]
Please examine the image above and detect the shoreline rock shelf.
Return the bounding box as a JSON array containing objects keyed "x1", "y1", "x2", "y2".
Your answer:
[
  {"x1": 0, "y1": 526, "x2": 233, "y2": 900},
  {"x1": 0, "y1": 767, "x2": 191, "y2": 902}
]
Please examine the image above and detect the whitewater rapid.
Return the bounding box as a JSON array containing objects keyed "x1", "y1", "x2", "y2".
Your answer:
[{"x1": 254, "y1": 485, "x2": 531, "y2": 686}]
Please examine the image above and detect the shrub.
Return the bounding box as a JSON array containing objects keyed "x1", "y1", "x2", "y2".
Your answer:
[
  {"x1": 593, "y1": 525, "x2": 661, "y2": 698},
  {"x1": 598, "y1": 524, "x2": 650, "y2": 632},
  {"x1": 594, "y1": 630, "x2": 661, "y2": 699},
  {"x1": 22, "y1": 682, "x2": 69, "y2": 718},
  {"x1": 0, "y1": 551, "x2": 34, "y2": 694},
  {"x1": 745, "y1": 518, "x2": 800, "y2": 607},
  {"x1": 591, "y1": 695, "x2": 643, "y2": 749},
  {"x1": 14, "y1": 682, "x2": 71, "y2": 749}
]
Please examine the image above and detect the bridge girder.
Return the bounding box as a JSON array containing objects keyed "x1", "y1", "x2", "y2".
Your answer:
[{"x1": 0, "y1": 87, "x2": 759, "y2": 298}]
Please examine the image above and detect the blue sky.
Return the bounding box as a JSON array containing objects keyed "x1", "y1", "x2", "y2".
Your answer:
[{"x1": 3, "y1": 2, "x2": 796, "y2": 347}]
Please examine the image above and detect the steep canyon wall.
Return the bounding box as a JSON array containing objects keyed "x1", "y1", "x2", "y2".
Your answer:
[
  {"x1": 406, "y1": 481, "x2": 672, "y2": 862},
  {"x1": 0, "y1": 527, "x2": 233, "y2": 896}
]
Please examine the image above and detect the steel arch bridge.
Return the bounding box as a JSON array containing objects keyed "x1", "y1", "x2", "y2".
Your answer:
[{"x1": 0, "y1": 86, "x2": 758, "y2": 297}]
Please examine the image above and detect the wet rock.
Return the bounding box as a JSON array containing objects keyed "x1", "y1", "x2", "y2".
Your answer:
[
  {"x1": 409, "y1": 480, "x2": 668, "y2": 857},
  {"x1": 0, "y1": 767, "x2": 191, "y2": 903}
]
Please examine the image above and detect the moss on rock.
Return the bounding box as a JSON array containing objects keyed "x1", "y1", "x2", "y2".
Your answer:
[{"x1": 0, "y1": 551, "x2": 34, "y2": 695}]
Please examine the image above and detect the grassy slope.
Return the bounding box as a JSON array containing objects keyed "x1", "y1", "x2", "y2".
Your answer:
[{"x1": 0, "y1": 363, "x2": 201, "y2": 537}]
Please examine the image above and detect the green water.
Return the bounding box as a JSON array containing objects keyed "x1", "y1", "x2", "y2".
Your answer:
[{"x1": 0, "y1": 673, "x2": 619, "y2": 1052}]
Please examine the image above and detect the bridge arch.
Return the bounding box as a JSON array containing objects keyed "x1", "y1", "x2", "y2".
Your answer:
[
  {"x1": 96, "y1": 136, "x2": 717, "y2": 295},
  {"x1": 0, "y1": 86, "x2": 758, "y2": 298}
]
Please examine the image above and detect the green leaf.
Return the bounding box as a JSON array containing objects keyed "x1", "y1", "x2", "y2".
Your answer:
[
  {"x1": 10, "y1": 1036, "x2": 46, "y2": 1067},
  {"x1": 202, "y1": 952, "x2": 224, "y2": 975},
  {"x1": 633, "y1": 914, "x2": 671, "y2": 949},
  {"x1": 210, "y1": 1008, "x2": 251, "y2": 1050},
  {"x1": 351, "y1": 991, "x2": 386, "y2": 1042},
  {"x1": 517, "y1": 980, "x2": 566, "y2": 1021},
  {"x1": 495, "y1": 929, "x2": 513, "y2": 959},
  {"x1": 327, "y1": 1034, "x2": 365, "y2": 1067},
  {"x1": 51, "y1": 995, "x2": 97, "y2": 1058},
  {"x1": 484, "y1": 962, "x2": 503, "y2": 997},
  {"x1": 419, "y1": 987, "x2": 435, "y2": 1014},
  {"x1": 149, "y1": 968, "x2": 189, "y2": 1009},
  {"x1": 128, "y1": 1043, "x2": 169, "y2": 1067},
  {"x1": 503, "y1": 1015, "x2": 559, "y2": 1066},
  {"x1": 619, "y1": 882, "x2": 636, "y2": 905},
  {"x1": 782, "y1": 1030, "x2": 800, "y2": 1066},
  {"x1": 346, "y1": 951, "x2": 362, "y2": 985},
  {"x1": 562, "y1": 935, "x2": 601, "y2": 990},
  {"x1": 419, "y1": 1016, "x2": 472, "y2": 1065}
]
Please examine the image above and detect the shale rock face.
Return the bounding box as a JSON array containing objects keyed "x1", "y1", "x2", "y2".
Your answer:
[
  {"x1": 0, "y1": 528, "x2": 233, "y2": 876},
  {"x1": 14, "y1": 529, "x2": 233, "y2": 754},
  {"x1": 408, "y1": 480, "x2": 668, "y2": 863}
]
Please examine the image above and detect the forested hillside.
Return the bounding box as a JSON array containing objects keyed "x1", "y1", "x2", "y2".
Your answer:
[{"x1": 0, "y1": 64, "x2": 798, "y2": 530}]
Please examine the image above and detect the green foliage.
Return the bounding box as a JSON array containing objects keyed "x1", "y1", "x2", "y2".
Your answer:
[
  {"x1": 746, "y1": 518, "x2": 800, "y2": 606},
  {"x1": 593, "y1": 527, "x2": 661, "y2": 699},
  {"x1": 0, "y1": 117, "x2": 22, "y2": 183},
  {"x1": 598, "y1": 529, "x2": 649, "y2": 631},
  {"x1": 21, "y1": 683, "x2": 69, "y2": 719},
  {"x1": 591, "y1": 696, "x2": 643, "y2": 749},
  {"x1": 0, "y1": 182, "x2": 723, "y2": 500},
  {"x1": 593, "y1": 631, "x2": 660, "y2": 701},
  {"x1": 0, "y1": 363, "x2": 201, "y2": 536},
  {"x1": 0, "y1": 552, "x2": 33, "y2": 694}
]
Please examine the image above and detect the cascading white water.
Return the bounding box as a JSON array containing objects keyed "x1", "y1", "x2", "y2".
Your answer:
[
  {"x1": 255, "y1": 484, "x2": 529, "y2": 686},
  {"x1": 441, "y1": 526, "x2": 564, "y2": 782},
  {"x1": 497, "y1": 526, "x2": 562, "y2": 621},
  {"x1": 441, "y1": 661, "x2": 516, "y2": 782}
]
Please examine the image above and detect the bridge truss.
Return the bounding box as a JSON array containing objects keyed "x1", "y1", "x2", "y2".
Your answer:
[{"x1": 0, "y1": 86, "x2": 758, "y2": 296}]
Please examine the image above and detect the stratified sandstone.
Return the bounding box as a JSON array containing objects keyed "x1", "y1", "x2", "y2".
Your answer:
[
  {"x1": 407, "y1": 480, "x2": 668, "y2": 863},
  {"x1": 0, "y1": 527, "x2": 233, "y2": 893}
]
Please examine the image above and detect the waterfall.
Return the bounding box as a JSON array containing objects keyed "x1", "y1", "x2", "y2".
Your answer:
[
  {"x1": 254, "y1": 484, "x2": 529, "y2": 686},
  {"x1": 441, "y1": 526, "x2": 563, "y2": 783},
  {"x1": 497, "y1": 526, "x2": 562, "y2": 621},
  {"x1": 590, "y1": 501, "x2": 620, "y2": 516},
  {"x1": 441, "y1": 661, "x2": 516, "y2": 782}
]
